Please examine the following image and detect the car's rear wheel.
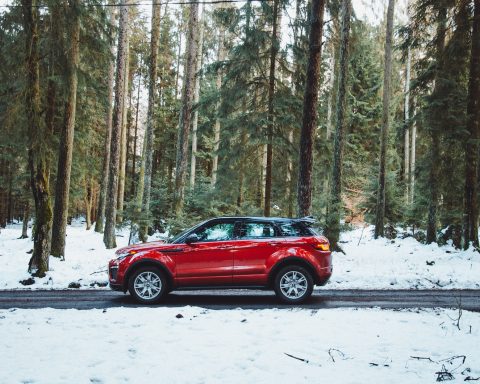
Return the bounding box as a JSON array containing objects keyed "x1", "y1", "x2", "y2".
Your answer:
[
  {"x1": 128, "y1": 267, "x2": 167, "y2": 304},
  {"x1": 274, "y1": 265, "x2": 313, "y2": 304}
]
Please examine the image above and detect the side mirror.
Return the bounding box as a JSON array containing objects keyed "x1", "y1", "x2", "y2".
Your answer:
[{"x1": 185, "y1": 233, "x2": 200, "y2": 245}]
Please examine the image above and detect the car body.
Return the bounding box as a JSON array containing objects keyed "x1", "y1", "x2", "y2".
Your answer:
[{"x1": 108, "y1": 216, "x2": 332, "y2": 304}]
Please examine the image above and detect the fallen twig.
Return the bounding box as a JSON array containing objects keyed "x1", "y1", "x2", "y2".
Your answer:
[
  {"x1": 436, "y1": 364, "x2": 454, "y2": 381},
  {"x1": 425, "y1": 278, "x2": 445, "y2": 288},
  {"x1": 411, "y1": 356, "x2": 436, "y2": 363},
  {"x1": 284, "y1": 353, "x2": 309, "y2": 364},
  {"x1": 328, "y1": 348, "x2": 348, "y2": 363}
]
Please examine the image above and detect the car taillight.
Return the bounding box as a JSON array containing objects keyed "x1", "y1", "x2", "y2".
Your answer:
[{"x1": 313, "y1": 242, "x2": 330, "y2": 251}]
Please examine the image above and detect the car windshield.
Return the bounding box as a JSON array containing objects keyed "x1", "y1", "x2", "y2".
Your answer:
[{"x1": 168, "y1": 220, "x2": 207, "y2": 243}]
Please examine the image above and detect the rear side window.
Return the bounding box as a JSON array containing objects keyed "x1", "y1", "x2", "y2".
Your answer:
[
  {"x1": 239, "y1": 222, "x2": 276, "y2": 238},
  {"x1": 279, "y1": 222, "x2": 314, "y2": 237}
]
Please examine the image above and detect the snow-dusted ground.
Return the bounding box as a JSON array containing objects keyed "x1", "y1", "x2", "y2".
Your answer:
[
  {"x1": 0, "y1": 221, "x2": 479, "y2": 290},
  {"x1": 327, "y1": 226, "x2": 480, "y2": 289},
  {"x1": 0, "y1": 306, "x2": 478, "y2": 383}
]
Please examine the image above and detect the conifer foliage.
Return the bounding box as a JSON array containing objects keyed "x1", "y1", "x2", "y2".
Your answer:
[{"x1": 1, "y1": 0, "x2": 480, "y2": 277}]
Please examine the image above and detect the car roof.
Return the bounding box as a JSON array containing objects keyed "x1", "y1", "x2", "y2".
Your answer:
[{"x1": 207, "y1": 216, "x2": 315, "y2": 223}]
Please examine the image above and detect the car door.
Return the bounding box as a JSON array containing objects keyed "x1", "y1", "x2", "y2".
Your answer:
[
  {"x1": 232, "y1": 221, "x2": 285, "y2": 285},
  {"x1": 174, "y1": 220, "x2": 237, "y2": 286}
]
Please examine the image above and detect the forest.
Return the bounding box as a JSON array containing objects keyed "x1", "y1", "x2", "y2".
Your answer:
[{"x1": 0, "y1": 0, "x2": 479, "y2": 277}]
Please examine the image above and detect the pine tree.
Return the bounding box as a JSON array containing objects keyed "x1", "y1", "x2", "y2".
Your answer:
[
  {"x1": 174, "y1": 0, "x2": 199, "y2": 215},
  {"x1": 297, "y1": 0, "x2": 326, "y2": 217},
  {"x1": 426, "y1": 5, "x2": 447, "y2": 244},
  {"x1": 95, "y1": 5, "x2": 116, "y2": 234},
  {"x1": 22, "y1": 0, "x2": 53, "y2": 276},
  {"x1": 104, "y1": 0, "x2": 131, "y2": 249},
  {"x1": 463, "y1": 0, "x2": 480, "y2": 248},
  {"x1": 374, "y1": 0, "x2": 395, "y2": 238},
  {"x1": 139, "y1": 0, "x2": 162, "y2": 242},
  {"x1": 51, "y1": 0, "x2": 81, "y2": 258},
  {"x1": 324, "y1": 0, "x2": 352, "y2": 250}
]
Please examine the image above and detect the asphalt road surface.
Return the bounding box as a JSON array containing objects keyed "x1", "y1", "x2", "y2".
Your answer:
[{"x1": 0, "y1": 289, "x2": 479, "y2": 311}]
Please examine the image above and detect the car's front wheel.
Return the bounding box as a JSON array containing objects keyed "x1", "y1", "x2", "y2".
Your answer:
[
  {"x1": 274, "y1": 265, "x2": 313, "y2": 304},
  {"x1": 128, "y1": 267, "x2": 167, "y2": 304}
]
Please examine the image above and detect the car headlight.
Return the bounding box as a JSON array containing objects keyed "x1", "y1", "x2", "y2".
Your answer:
[{"x1": 115, "y1": 250, "x2": 137, "y2": 261}]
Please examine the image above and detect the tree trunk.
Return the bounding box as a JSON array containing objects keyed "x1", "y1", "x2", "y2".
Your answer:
[
  {"x1": 130, "y1": 73, "x2": 141, "y2": 197},
  {"x1": 374, "y1": 0, "x2": 395, "y2": 239},
  {"x1": 264, "y1": 0, "x2": 280, "y2": 217},
  {"x1": 84, "y1": 177, "x2": 93, "y2": 231},
  {"x1": 324, "y1": 0, "x2": 352, "y2": 250},
  {"x1": 139, "y1": 0, "x2": 162, "y2": 242},
  {"x1": 21, "y1": 201, "x2": 29, "y2": 239},
  {"x1": 174, "y1": 0, "x2": 199, "y2": 215},
  {"x1": 410, "y1": 97, "x2": 416, "y2": 204},
  {"x1": 117, "y1": 34, "x2": 130, "y2": 224},
  {"x1": 463, "y1": 0, "x2": 480, "y2": 248},
  {"x1": 51, "y1": 0, "x2": 80, "y2": 258},
  {"x1": 22, "y1": 0, "x2": 52, "y2": 276},
  {"x1": 95, "y1": 5, "x2": 116, "y2": 233},
  {"x1": 426, "y1": 7, "x2": 447, "y2": 244},
  {"x1": 211, "y1": 23, "x2": 226, "y2": 188},
  {"x1": 296, "y1": 0, "x2": 326, "y2": 217},
  {"x1": 404, "y1": 47, "x2": 411, "y2": 202},
  {"x1": 190, "y1": 6, "x2": 204, "y2": 190},
  {"x1": 104, "y1": 0, "x2": 131, "y2": 249},
  {"x1": 237, "y1": 128, "x2": 248, "y2": 207},
  {"x1": 286, "y1": 129, "x2": 294, "y2": 217}
]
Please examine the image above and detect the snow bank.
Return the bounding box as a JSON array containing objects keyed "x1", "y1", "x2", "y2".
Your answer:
[
  {"x1": 1, "y1": 222, "x2": 479, "y2": 290},
  {"x1": 0, "y1": 307, "x2": 478, "y2": 383},
  {"x1": 0, "y1": 220, "x2": 129, "y2": 289},
  {"x1": 327, "y1": 226, "x2": 480, "y2": 290}
]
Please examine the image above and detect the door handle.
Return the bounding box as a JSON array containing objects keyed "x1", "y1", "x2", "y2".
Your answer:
[{"x1": 218, "y1": 245, "x2": 233, "y2": 249}]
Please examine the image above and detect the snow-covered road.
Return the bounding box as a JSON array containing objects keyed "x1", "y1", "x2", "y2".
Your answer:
[{"x1": 1, "y1": 288, "x2": 480, "y2": 311}]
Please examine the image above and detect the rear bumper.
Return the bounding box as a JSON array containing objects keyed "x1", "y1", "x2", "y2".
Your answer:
[{"x1": 315, "y1": 270, "x2": 332, "y2": 286}]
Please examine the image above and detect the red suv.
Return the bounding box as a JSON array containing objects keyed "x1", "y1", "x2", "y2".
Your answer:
[{"x1": 109, "y1": 216, "x2": 332, "y2": 304}]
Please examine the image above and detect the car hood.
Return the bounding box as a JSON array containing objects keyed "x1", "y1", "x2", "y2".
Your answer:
[{"x1": 115, "y1": 240, "x2": 174, "y2": 255}]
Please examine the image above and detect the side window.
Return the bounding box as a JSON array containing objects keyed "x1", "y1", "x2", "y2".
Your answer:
[
  {"x1": 240, "y1": 222, "x2": 276, "y2": 239},
  {"x1": 279, "y1": 223, "x2": 313, "y2": 237},
  {"x1": 195, "y1": 222, "x2": 235, "y2": 242}
]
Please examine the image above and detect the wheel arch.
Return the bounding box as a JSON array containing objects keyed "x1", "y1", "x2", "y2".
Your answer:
[
  {"x1": 267, "y1": 257, "x2": 318, "y2": 288},
  {"x1": 123, "y1": 259, "x2": 174, "y2": 292}
]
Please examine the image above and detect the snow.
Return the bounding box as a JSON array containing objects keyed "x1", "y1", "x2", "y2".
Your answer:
[
  {"x1": 0, "y1": 306, "x2": 478, "y2": 383},
  {"x1": 0, "y1": 220, "x2": 130, "y2": 290},
  {"x1": 327, "y1": 226, "x2": 480, "y2": 290},
  {"x1": 1, "y1": 222, "x2": 479, "y2": 290}
]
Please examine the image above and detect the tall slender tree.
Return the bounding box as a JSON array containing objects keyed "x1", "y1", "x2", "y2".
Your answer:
[
  {"x1": 174, "y1": 0, "x2": 199, "y2": 215},
  {"x1": 264, "y1": 0, "x2": 280, "y2": 217},
  {"x1": 374, "y1": 0, "x2": 395, "y2": 239},
  {"x1": 324, "y1": 0, "x2": 352, "y2": 250},
  {"x1": 211, "y1": 10, "x2": 225, "y2": 188},
  {"x1": 22, "y1": 0, "x2": 52, "y2": 276},
  {"x1": 95, "y1": 5, "x2": 116, "y2": 234},
  {"x1": 404, "y1": 47, "x2": 411, "y2": 202},
  {"x1": 51, "y1": 0, "x2": 81, "y2": 258},
  {"x1": 139, "y1": 0, "x2": 161, "y2": 242},
  {"x1": 117, "y1": 34, "x2": 130, "y2": 224},
  {"x1": 104, "y1": 0, "x2": 130, "y2": 249},
  {"x1": 426, "y1": 5, "x2": 447, "y2": 244},
  {"x1": 190, "y1": 5, "x2": 204, "y2": 189},
  {"x1": 463, "y1": 0, "x2": 480, "y2": 248},
  {"x1": 297, "y1": 0, "x2": 326, "y2": 217}
]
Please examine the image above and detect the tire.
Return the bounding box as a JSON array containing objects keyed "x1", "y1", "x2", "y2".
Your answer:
[
  {"x1": 274, "y1": 265, "x2": 314, "y2": 304},
  {"x1": 128, "y1": 266, "x2": 167, "y2": 304}
]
